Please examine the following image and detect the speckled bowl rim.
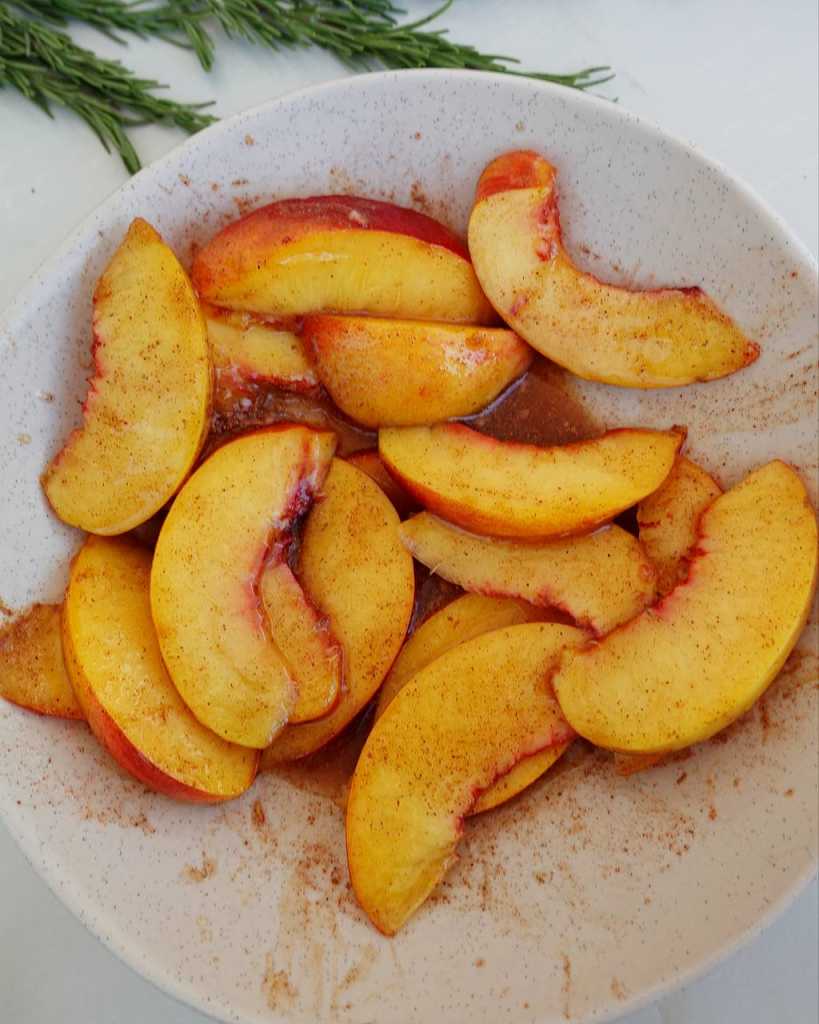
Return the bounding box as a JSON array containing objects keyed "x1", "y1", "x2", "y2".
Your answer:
[{"x1": 0, "y1": 69, "x2": 816, "y2": 1024}]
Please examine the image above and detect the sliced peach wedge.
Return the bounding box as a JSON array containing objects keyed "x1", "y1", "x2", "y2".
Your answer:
[
  {"x1": 400, "y1": 513, "x2": 656, "y2": 635},
  {"x1": 262, "y1": 459, "x2": 414, "y2": 765},
  {"x1": 553, "y1": 461, "x2": 818, "y2": 754},
  {"x1": 346, "y1": 622, "x2": 586, "y2": 935},
  {"x1": 374, "y1": 593, "x2": 571, "y2": 815},
  {"x1": 192, "y1": 196, "x2": 495, "y2": 324},
  {"x1": 468, "y1": 150, "x2": 760, "y2": 388},
  {"x1": 637, "y1": 455, "x2": 722, "y2": 595},
  {"x1": 375, "y1": 593, "x2": 543, "y2": 722},
  {"x1": 0, "y1": 604, "x2": 83, "y2": 720},
  {"x1": 303, "y1": 315, "x2": 531, "y2": 427},
  {"x1": 345, "y1": 450, "x2": 416, "y2": 518},
  {"x1": 205, "y1": 304, "x2": 317, "y2": 395},
  {"x1": 611, "y1": 456, "x2": 722, "y2": 774},
  {"x1": 43, "y1": 218, "x2": 212, "y2": 535},
  {"x1": 380, "y1": 423, "x2": 683, "y2": 538},
  {"x1": 151, "y1": 425, "x2": 337, "y2": 748},
  {"x1": 64, "y1": 537, "x2": 258, "y2": 802},
  {"x1": 260, "y1": 560, "x2": 342, "y2": 725}
]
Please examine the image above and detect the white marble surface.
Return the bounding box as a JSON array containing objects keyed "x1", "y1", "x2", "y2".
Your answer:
[{"x1": 0, "y1": 1, "x2": 816, "y2": 1021}]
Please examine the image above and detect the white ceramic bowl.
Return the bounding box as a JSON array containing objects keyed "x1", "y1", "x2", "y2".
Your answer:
[{"x1": 0, "y1": 71, "x2": 816, "y2": 1024}]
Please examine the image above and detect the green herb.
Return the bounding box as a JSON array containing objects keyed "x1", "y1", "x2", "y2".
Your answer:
[
  {"x1": 0, "y1": 1, "x2": 612, "y2": 172},
  {"x1": 0, "y1": 5, "x2": 214, "y2": 173}
]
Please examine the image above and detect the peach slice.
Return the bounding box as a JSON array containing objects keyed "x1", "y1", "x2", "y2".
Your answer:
[
  {"x1": 400, "y1": 513, "x2": 656, "y2": 635},
  {"x1": 192, "y1": 196, "x2": 495, "y2": 324},
  {"x1": 468, "y1": 150, "x2": 760, "y2": 388},
  {"x1": 637, "y1": 455, "x2": 722, "y2": 595},
  {"x1": 616, "y1": 460, "x2": 722, "y2": 773},
  {"x1": 151, "y1": 425, "x2": 336, "y2": 748},
  {"x1": 346, "y1": 622, "x2": 586, "y2": 934},
  {"x1": 553, "y1": 461, "x2": 818, "y2": 753},
  {"x1": 63, "y1": 537, "x2": 258, "y2": 801},
  {"x1": 206, "y1": 305, "x2": 317, "y2": 393},
  {"x1": 260, "y1": 560, "x2": 342, "y2": 724},
  {"x1": 261, "y1": 459, "x2": 414, "y2": 764},
  {"x1": 375, "y1": 594, "x2": 541, "y2": 721},
  {"x1": 610, "y1": 459, "x2": 725, "y2": 774},
  {"x1": 0, "y1": 604, "x2": 83, "y2": 720},
  {"x1": 380, "y1": 423, "x2": 683, "y2": 538},
  {"x1": 472, "y1": 745, "x2": 569, "y2": 814},
  {"x1": 345, "y1": 450, "x2": 416, "y2": 518},
  {"x1": 303, "y1": 315, "x2": 531, "y2": 427},
  {"x1": 43, "y1": 218, "x2": 211, "y2": 535},
  {"x1": 374, "y1": 593, "x2": 569, "y2": 814}
]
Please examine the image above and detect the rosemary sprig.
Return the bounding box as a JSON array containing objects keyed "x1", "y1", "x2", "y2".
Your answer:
[
  {"x1": 0, "y1": 5, "x2": 214, "y2": 172},
  {"x1": 1, "y1": 1, "x2": 612, "y2": 172},
  {"x1": 10, "y1": 0, "x2": 217, "y2": 60},
  {"x1": 196, "y1": 1, "x2": 613, "y2": 87}
]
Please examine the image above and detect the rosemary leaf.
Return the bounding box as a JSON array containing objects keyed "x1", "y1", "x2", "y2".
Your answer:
[
  {"x1": 0, "y1": 5, "x2": 214, "y2": 171},
  {"x1": 0, "y1": 1, "x2": 612, "y2": 172}
]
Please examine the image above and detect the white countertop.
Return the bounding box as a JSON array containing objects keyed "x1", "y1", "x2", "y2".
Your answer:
[{"x1": 1, "y1": 2, "x2": 816, "y2": 1021}]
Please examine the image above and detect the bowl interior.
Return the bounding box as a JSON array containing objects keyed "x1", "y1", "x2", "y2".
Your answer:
[{"x1": 0, "y1": 70, "x2": 816, "y2": 1024}]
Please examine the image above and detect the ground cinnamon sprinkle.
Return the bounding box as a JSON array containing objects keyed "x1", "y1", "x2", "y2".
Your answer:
[
  {"x1": 79, "y1": 802, "x2": 156, "y2": 835},
  {"x1": 183, "y1": 854, "x2": 216, "y2": 882},
  {"x1": 610, "y1": 977, "x2": 627, "y2": 1000},
  {"x1": 410, "y1": 181, "x2": 431, "y2": 214},
  {"x1": 758, "y1": 698, "x2": 772, "y2": 739},
  {"x1": 233, "y1": 194, "x2": 264, "y2": 216},
  {"x1": 262, "y1": 955, "x2": 297, "y2": 1010},
  {"x1": 561, "y1": 954, "x2": 572, "y2": 1020},
  {"x1": 251, "y1": 799, "x2": 266, "y2": 828}
]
